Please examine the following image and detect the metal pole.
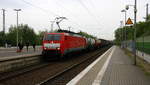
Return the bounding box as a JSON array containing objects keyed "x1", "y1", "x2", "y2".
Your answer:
[
  {"x1": 2, "y1": 9, "x2": 5, "y2": 35},
  {"x1": 134, "y1": 0, "x2": 137, "y2": 65},
  {"x1": 68, "y1": 26, "x2": 71, "y2": 32},
  {"x1": 120, "y1": 21, "x2": 123, "y2": 46},
  {"x1": 14, "y1": 9, "x2": 21, "y2": 51},
  {"x1": 125, "y1": 11, "x2": 127, "y2": 26},
  {"x1": 50, "y1": 21, "x2": 55, "y2": 32},
  {"x1": 125, "y1": 11, "x2": 127, "y2": 48},
  {"x1": 146, "y1": 3, "x2": 149, "y2": 21},
  {"x1": 121, "y1": 10, "x2": 127, "y2": 48},
  {"x1": 17, "y1": 11, "x2": 18, "y2": 50},
  {"x1": 142, "y1": 28, "x2": 144, "y2": 57}
]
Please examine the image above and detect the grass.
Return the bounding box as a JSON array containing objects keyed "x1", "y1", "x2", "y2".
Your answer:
[{"x1": 124, "y1": 48, "x2": 150, "y2": 76}]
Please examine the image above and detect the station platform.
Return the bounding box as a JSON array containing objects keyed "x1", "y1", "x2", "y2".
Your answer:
[
  {"x1": 67, "y1": 46, "x2": 150, "y2": 85},
  {"x1": 0, "y1": 46, "x2": 42, "y2": 61}
]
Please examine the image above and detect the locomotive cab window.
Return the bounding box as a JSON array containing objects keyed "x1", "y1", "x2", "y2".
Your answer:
[{"x1": 44, "y1": 34, "x2": 61, "y2": 41}]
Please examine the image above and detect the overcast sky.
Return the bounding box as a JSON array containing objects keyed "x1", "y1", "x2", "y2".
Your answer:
[{"x1": 0, "y1": 0, "x2": 149, "y2": 40}]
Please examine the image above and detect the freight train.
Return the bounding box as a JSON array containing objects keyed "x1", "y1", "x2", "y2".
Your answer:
[{"x1": 42, "y1": 30, "x2": 110, "y2": 59}]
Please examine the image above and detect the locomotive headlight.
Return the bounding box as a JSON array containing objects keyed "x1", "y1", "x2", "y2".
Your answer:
[
  {"x1": 44, "y1": 47, "x2": 47, "y2": 50},
  {"x1": 56, "y1": 47, "x2": 60, "y2": 50}
]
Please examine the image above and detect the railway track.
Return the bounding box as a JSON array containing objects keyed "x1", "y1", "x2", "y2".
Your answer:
[
  {"x1": 37, "y1": 46, "x2": 111, "y2": 85},
  {"x1": 0, "y1": 62, "x2": 49, "y2": 81},
  {"x1": 0, "y1": 46, "x2": 111, "y2": 85},
  {"x1": 38, "y1": 48, "x2": 106, "y2": 85}
]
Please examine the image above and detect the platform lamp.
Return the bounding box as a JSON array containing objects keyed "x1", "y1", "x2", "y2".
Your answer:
[
  {"x1": 121, "y1": 9, "x2": 127, "y2": 48},
  {"x1": 126, "y1": 0, "x2": 137, "y2": 65},
  {"x1": 14, "y1": 9, "x2": 21, "y2": 51}
]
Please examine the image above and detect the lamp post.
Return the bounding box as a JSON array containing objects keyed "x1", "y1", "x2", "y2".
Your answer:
[
  {"x1": 2, "y1": 9, "x2": 5, "y2": 35},
  {"x1": 146, "y1": 3, "x2": 149, "y2": 21},
  {"x1": 121, "y1": 9, "x2": 127, "y2": 48},
  {"x1": 121, "y1": 9, "x2": 127, "y2": 26},
  {"x1": 14, "y1": 9, "x2": 21, "y2": 51},
  {"x1": 120, "y1": 21, "x2": 124, "y2": 47},
  {"x1": 126, "y1": 0, "x2": 137, "y2": 65},
  {"x1": 68, "y1": 26, "x2": 71, "y2": 32},
  {"x1": 133, "y1": 0, "x2": 137, "y2": 65}
]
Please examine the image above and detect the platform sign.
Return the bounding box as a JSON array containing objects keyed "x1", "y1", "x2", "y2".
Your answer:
[{"x1": 126, "y1": 18, "x2": 133, "y2": 25}]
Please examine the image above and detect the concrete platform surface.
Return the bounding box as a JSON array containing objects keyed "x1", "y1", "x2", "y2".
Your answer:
[
  {"x1": 101, "y1": 46, "x2": 150, "y2": 85},
  {"x1": 0, "y1": 46, "x2": 42, "y2": 60},
  {"x1": 67, "y1": 46, "x2": 150, "y2": 85}
]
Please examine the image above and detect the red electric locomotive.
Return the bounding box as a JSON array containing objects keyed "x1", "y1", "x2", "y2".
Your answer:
[{"x1": 42, "y1": 32, "x2": 86, "y2": 59}]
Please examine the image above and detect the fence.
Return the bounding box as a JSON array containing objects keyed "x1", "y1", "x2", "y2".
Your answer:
[
  {"x1": 126, "y1": 36, "x2": 150, "y2": 54},
  {"x1": 125, "y1": 36, "x2": 150, "y2": 63},
  {"x1": 136, "y1": 36, "x2": 150, "y2": 54},
  {"x1": 126, "y1": 36, "x2": 150, "y2": 63}
]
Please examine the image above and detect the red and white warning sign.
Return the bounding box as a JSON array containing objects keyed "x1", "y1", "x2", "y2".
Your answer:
[{"x1": 126, "y1": 18, "x2": 133, "y2": 25}]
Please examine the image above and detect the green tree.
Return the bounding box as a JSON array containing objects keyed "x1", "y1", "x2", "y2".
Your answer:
[
  {"x1": 7, "y1": 24, "x2": 37, "y2": 46},
  {"x1": 78, "y1": 31, "x2": 96, "y2": 39},
  {"x1": 0, "y1": 31, "x2": 6, "y2": 46},
  {"x1": 114, "y1": 28, "x2": 123, "y2": 45},
  {"x1": 115, "y1": 18, "x2": 150, "y2": 44},
  {"x1": 36, "y1": 31, "x2": 48, "y2": 45}
]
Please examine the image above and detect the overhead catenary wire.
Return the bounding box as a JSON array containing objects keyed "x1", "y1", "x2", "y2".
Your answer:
[
  {"x1": 86, "y1": 0, "x2": 95, "y2": 10},
  {"x1": 53, "y1": 0, "x2": 101, "y2": 35},
  {"x1": 77, "y1": 0, "x2": 102, "y2": 37},
  {"x1": 21, "y1": 0, "x2": 62, "y2": 31},
  {"x1": 77, "y1": 0, "x2": 101, "y2": 27},
  {"x1": 21, "y1": 0, "x2": 59, "y2": 17},
  {"x1": 21, "y1": 0, "x2": 99, "y2": 35},
  {"x1": 53, "y1": 0, "x2": 100, "y2": 32},
  {"x1": 86, "y1": 0, "x2": 102, "y2": 23},
  {"x1": 21, "y1": 0, "x2": 84, "y2": 31},
  {"x1": 53, "y1": 0, "x2": 85, "y2": 30}
]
